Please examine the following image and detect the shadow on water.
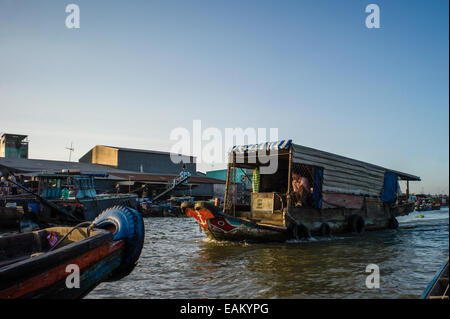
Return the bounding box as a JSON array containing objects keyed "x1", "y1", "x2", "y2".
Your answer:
[{"x1": 86, "y1": 209, "x2": 449, "y2": 299}]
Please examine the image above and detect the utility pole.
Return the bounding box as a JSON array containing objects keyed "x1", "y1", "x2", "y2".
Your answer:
[{"x1": 66, "y1": 142, "x2": 74, "y2": 162}]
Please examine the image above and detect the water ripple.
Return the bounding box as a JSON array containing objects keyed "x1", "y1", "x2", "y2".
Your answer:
[{"x1": 87, "y1": 209, "x2": 449, "y2": 299}]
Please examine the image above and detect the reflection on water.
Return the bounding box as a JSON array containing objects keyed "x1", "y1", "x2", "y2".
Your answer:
[{"x1": 87, "y1": 208, "x2": 448, "y2": 299}]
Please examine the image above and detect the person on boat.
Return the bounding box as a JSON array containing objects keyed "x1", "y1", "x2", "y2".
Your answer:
[
  {"x1": 179, "y1": 164, "x2": 190, "y2": 184},
  {"x1": 8, "y1": 173, "x2": 18, "y2": 195},
  {"x1": 292, "y1": 173, "x2": 311, "y2": 207},
  {"x1": 68, "y1": 187, "x2": 76, "y2": 197}
]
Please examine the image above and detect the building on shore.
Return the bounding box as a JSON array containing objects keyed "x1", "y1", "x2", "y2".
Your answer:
[
  {"x1": 0, "y1": 146, "x2": 224, "y2": 200},
  {"x1": 0, "y1": 133, "x2": 29, "y2": 159},
  {"x1": 79, "y1": 145, "x2": 196, "y2": 175}
]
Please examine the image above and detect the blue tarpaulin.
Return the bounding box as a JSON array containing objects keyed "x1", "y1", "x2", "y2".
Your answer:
[
  {"x1": 381, "y1": 172, "x2": 398, "y2": 202},
  {"x1": 312, "y1": 168, "x2": 323, "y2": 208}
]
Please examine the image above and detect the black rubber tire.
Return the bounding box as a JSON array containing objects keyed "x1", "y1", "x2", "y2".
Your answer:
[
  {"x1": 319, "y1": 222, "x2": 331, "y2": 237},
  {"x1": 388, "y1": 217, "x2": 399, "y2": 229},
  {"x1": 348, "y1": 214, "x2": 365, "y2": 234},
  {"x1": 292, "y1": 223, "x2": 310, "y2": 240}
]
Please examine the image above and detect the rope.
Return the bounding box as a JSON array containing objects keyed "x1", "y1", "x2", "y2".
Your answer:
[{"x1": 48, "y1": 221, "x2": 93, "y2": 252}]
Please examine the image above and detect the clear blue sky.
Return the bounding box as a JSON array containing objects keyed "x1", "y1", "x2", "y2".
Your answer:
[{"x1": 0, "y1": 0, "x2": 448, "y2": 194}]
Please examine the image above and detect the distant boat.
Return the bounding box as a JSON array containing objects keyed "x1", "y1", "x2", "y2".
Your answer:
[
  {"x1": 422, "y1": 260, "x2": 449, "y2": 299},
  {"x1": 431, "y1": 203, "x2": 441, "y2": 211},
  {"x1": 0, "y1": 206, "x2": 144, "y2": 299}
]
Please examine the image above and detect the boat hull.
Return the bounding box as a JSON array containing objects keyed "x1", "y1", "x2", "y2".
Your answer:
[
  {"x1": 185, "y1": 206, "x2": 289, "y2": 242},
  {"x1": 422, "y1": 260, "x2": 449, "y2": 299},
  {"x1": 0, "y1": 240, "x2": 124, "y2": 299},
  {"x1": 205, "y1": 214, "x2": 288, "y2": 242},
  {"x1": 38, "y1": 194, "x2": 138, "y2": 225},
  {"x1": 184, "y1": 202, "x2": 404, "y2": 243},
  {"x1": 0, "y1": 205, "x2": 145, "y2": 299},
  {"x1": 0, "y1": 229, "x2": 124, "y2": 299}
]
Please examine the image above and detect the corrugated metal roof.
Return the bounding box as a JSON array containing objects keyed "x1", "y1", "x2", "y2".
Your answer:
[
  {"x1": 0, "y1": 157, "x2": 223, "y2": 185},
  {"x1": 100, "y1": 145, "x2": 195, "y2": 158},
  {"x1": 0, "y1": 157, "x2": 130, "y2": 175},
  {"x1": 110, "y1": 172, "x2": 225, "y2": 184},
  {"x1": 231, "y1": 140, "x2": 420, "y2": 182}
]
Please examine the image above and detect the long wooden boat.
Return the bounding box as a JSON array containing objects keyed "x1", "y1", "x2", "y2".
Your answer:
[
  {"x1": 184, "y1": 140, "x2": 420, "y2": 242},
  {"x1": 422, "y1": 260, "x2": 449, "y2": 299},
  {"x1": 0, "y1": 205, "x2": 144, "y2": 299}
]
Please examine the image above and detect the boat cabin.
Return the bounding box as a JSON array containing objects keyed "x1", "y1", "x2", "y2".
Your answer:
[{"x1": 37, "y1": 170, "x2": 107, "y2": 199}]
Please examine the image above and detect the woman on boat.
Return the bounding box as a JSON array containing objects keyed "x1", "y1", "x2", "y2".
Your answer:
[{"x1": 292, "y1": 173, "x2": 313, "y2": 207}]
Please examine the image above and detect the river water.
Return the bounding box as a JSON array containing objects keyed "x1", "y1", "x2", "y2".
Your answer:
[{"x1": 87, "y1": 208, "x2": 448, "y2": 299}]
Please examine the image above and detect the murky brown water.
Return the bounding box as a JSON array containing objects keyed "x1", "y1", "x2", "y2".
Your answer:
[{"x1": 85, "y1": 208, "x2": 448, "y2": 299}]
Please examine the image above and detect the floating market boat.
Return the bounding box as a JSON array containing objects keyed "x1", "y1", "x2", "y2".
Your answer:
[
  {"x1": 183, "y1": 140, "x2": 421, "y2": 242},
  {"x1": 0, "y1": 205, "x2": 144, "y2": 299},
  {"x1": 422, "y1": 260, "x2": 449, "y2": 299},
  {"x1": 2, "y1": 170, "x2": 138, "y2": 226},
  {"x1": 431, "y1": 203, "x2": 441, "y2": 211}
]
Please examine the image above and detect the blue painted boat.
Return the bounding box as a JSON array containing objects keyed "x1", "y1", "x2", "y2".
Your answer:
[{"x1": 422, "y1": 260, "x2": 449, "y2": 299}]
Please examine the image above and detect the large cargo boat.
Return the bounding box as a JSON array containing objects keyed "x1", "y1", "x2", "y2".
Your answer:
[{"x1": 183, "y1": 140, "x2": 420, "y2": 242}]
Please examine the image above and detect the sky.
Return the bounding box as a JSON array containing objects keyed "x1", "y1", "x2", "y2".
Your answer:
[{"x1": 0, "y1": 0, "x2": 448, "y2": 194}]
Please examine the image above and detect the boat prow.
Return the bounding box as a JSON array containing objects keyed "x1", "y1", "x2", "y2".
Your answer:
[
  {"x1": 182, "y1": 202, "x2": 289, "y2": 242},
  {"x1": 0, "y1": 205, "x2": 145, "y2": 299},
  {"x1": 422, "y1": 259, "x2": 449, "y2": 299}
]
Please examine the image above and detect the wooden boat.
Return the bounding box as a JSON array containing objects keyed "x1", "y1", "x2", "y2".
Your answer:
[
  {"x1": 0, "y1": 205, "x2": 144, "y2": 299},
  {"x1": 422, "y1": 260, "x2": 449, "y2": 299},
  {"x1": 2, "y1": 170, "x2": 138, "y2": 226},
  {"x1": 431, "y1": 203, "x2": 441, "y2": 211},
  {"x1": 183, "y1": 140, "x2": 421, "y2": 242}
]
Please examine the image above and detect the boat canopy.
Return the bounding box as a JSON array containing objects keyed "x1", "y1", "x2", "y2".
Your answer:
[
  {"x1": 231, "y1": 140, "x2": 292, "y2": 154},
  {"x1": 231, "y1": 140, "x2": 420, "y2": 197}
]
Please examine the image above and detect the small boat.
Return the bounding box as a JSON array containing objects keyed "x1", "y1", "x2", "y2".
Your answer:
[
  {"x1": 422, "y1": 260, "x2": 449, "y2": 299},
  {"x1": 431, "y1": 204, "x2": 441, "y2": 211},
  {"x1": 415, "y1": 215, "x2": 424, "y2": 219},
  {"x1": 184, "y1": 140, "x2": 421, "y2": 243},
  {"x1": 0, "y1": 205, "x2": 144, "y2": 299}
]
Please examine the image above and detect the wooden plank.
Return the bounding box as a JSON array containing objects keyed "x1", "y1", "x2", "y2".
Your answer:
[
  {"x1": 322, "y1": 185, "x2": 380, "y2": 197},
  {"x1": 323, "y1": 175, "x2": 382, "y2": 190},
  {"x1": 322, "y1": 192, "x2": 364, "y2": 209},
  {"x1": 323, "y1": 169, "x2": 384, "y2": 185}
]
